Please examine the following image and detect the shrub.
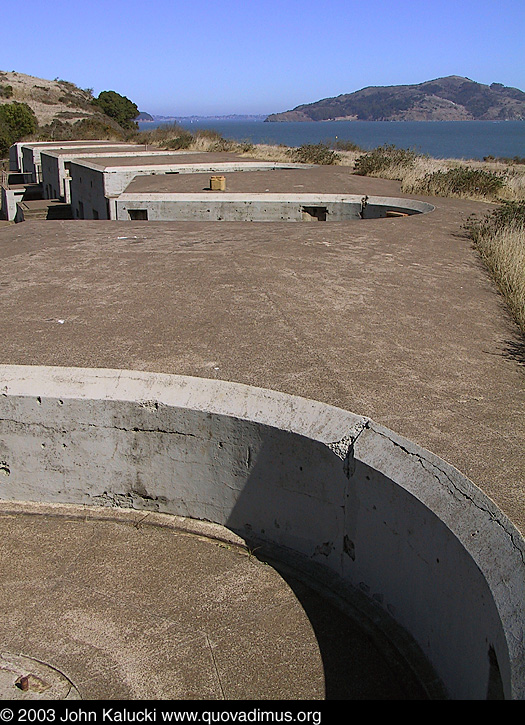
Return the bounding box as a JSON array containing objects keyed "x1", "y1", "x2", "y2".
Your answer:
[
  {"x1": 235, "y1": 141, "x2": 255, "y2": 153},
  {"x1": 37, "y1": 117, "x2": 126, "y2": 142},
  {"x1": 484, "y1": 155, "x2": 525, "y2": 165},
  {"x1": 72, "y1": 117, "x2": 126, "y2": 140},
  {"x1": 193, "y1": 128, "x2": 224, "y2": 141},
  {"x1": 92, "y1": 90, "x2": 139, "y2": 130},
  {"x1": 56, "y1": 79, "x2": 78, "y2": 89},
  {"x1": 0, "y1": 84, "x2": 14, "y2": 99},
  {"x1": 417, "y1": 167, "x2": 506, "y2": 200},
  {"x1": 163, "y1": 133, "x2": 193, "y2": 150},
  {"x1": 0, "y1": 123, "x2": 12, "y2": 156},
  {"x1": 354, "y1": 144, "x2": 418, "y2": 176},
  {"x1": 133, "y1": 122, "x2": 188, "y2": 146},
  {"x1": 209, "y1": 137, "x2": 237, "y2": 152},
  {"x1": 331, "y1": 139, "x2": 363, "y2": 152},
  {"x1": 465, "y1": 201, "x2": 525, "y2": 236},
  {"x1": 0, "y1": 101, "x2": 37, "y2": 142},
  {"x1": 287, "y1": 143, "x2": 341, "y2": 165}
]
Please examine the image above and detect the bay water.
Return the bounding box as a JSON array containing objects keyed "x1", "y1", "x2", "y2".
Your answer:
[{"x1": 138, "y1": 119, "x2": 525, "y2": 161}]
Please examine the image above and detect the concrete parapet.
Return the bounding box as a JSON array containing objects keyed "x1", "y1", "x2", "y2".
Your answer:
[
  {"x1": 114, "y1": 193, "x2": 434, "y2": 222},
  {"x1": 0, "y1": 365, "x2": 523, "y2": 700}
]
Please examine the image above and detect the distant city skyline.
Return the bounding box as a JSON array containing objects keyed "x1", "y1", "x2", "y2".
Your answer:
[{"x1": 1, "y1": 0, "x2": 524, "y2": 117}]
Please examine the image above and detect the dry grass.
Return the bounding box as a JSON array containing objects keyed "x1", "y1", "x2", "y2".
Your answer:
[
  {"x1": 353, "y1": 149, "x2": 525, "y2": 203},
  {"x1": 0, "y1": 70, "x2": 95, "y2": 126},
  {"x1": 133, "y1": 124, "x2": 365, "y2": 166},
  {"x1": 134, "y1": 125, "x2": 525, "y2": 205},
  {"x1": 231, "y1": 142, "x2": 292, "y2": 162},
  {"x1": 475, "y1": 224, "x2": 525, "y2": 333},
  {"x1": 465, "y1": 203, "x2": 525, "y2": 334}
]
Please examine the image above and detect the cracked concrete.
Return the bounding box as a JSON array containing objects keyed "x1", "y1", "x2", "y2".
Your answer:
[
  {"x1": 0, "y1": 365, "x2": 522, "y2": 699},
  {"x1": 0, "y1": 166, "x2": 523, "y2": 699},
  {"x1": 0, "y1": 172, "x2": 522, "y2": 534}
]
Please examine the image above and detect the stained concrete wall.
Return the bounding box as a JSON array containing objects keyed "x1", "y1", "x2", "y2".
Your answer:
[
  {"x1": 69, "y1": 161, "x2": 312, "y2": 220},
  {"x1": 69, "y1": 162, "x2": 109, "y2": 220},
  {"x1": 0, "y1": 185, "x2": 24, "y2": 221},
  {"x1": 9, "y1": 143, "x2": 24, "y2": 172},
  {"x1": 15, "y1": 142, "x2": 138, "y2": 184},
  {"x1": 114, "y1": 193, "x2": 434, "y2": 222},
  {"x1": 0, "y1": 366, "x2": 523, "y2": 700},
  {"x1": 40, "y1": 148, "x2": 196, "y2": 204}
]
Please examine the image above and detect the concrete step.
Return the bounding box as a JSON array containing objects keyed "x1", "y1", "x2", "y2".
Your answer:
[{"x1": 17, "y1": 201, "x2": 72, "y2": 221}]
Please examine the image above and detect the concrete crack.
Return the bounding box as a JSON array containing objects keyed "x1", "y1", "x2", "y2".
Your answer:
[
  {"x1": 0, "y1": 417, "x2": 198, "y2": 438},
  {"x1": 205, "y1": 634, "x2": 225, "y2": 700},
  {"x1": 376, "y1": 428, "x2": 525, "y2": 563}
]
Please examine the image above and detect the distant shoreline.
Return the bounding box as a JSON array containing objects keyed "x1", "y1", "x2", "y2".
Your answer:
[
  {"x1": 142, "y1": 116, "x2": 521, "y2": 124},
  {"x1": 147, "y1": 115, "x2": 269, "y2": 123}
]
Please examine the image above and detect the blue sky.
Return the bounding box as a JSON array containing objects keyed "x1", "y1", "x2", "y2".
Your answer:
[{"x1": 2, "y1": 0, "x2": 524, "y2": 116}]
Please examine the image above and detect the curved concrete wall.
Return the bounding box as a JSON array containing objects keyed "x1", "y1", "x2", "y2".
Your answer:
[
  {"x1": 0, "y1": 366, "x2": 523, "y2": 700},
  {"x1": 114, "y1": 193, "x2": 435, "y2": 222}
]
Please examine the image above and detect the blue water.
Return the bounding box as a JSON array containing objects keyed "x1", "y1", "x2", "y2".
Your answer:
[{"x1": 138, "y1": 119, "x2": 525, "y2": 161}]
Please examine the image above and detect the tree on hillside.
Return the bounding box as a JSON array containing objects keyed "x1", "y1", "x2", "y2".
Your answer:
[
  {"x1": 92, "y1": 90, "x2": 139, "y2": 130},
  {"x1": 0, "y1": 102, "x2": 37, "y2": 155}
]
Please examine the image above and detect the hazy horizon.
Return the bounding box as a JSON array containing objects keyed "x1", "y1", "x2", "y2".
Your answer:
[{"x1": 1, "y1": 0, "x2": 524, "y2": 117}]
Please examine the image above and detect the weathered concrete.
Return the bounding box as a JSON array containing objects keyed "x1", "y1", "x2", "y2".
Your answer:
[
  {"x1": 0, "y1": 179, "x2": 521, "y2": 533},
  {"x1": 0, "y1": 169, "x2": 524, "y2": 700},
  {"x1": 41, "y1": 147, "x2": 203, "y2": 204},
  {"x1": 9, "y1": 141, "x2": 126, "y2": 173},
  {"x1": 12, "y1": 141, "x2": 140, "y2": 183},
  {"x1": 1, "y1": 366, "x2": 523, "y2": 699},
  {"x1": 1, "y1": 184, "x2": 25, "y2": 221},
  {"x1": 0, "y1": 501, "x2": 426, "y2": 701},
  {"x1": 114, "y1": 192, "x2": 433, "y2": 222},
  {"x1": 68, "y1": 154, "x2": 312, "y2": 219}
]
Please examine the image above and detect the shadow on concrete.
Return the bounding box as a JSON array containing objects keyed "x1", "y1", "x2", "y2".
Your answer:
[
  {"x1": 501, "y1": 338, "x2": 525, "y2": 366},
  {"x1": 250, "y1": 551, "x2": 430, "y2": 700},
  {"x1": 46, "y1": 203, "x2": 72, "y2": 220},
  {"x1": 220, "y1": 425, "x2": 436, "y2": 700}
]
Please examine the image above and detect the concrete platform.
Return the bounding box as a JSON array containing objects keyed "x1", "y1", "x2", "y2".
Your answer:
[
  {"x1": 0, "y1": 173, "x2": 522, "y2": 532},
  {"x1": 0, "y1": 169, "x2": 523, "y2": 699},
  {"x1": 0, "y1": 502, "x2": 429, "y2": 701}
]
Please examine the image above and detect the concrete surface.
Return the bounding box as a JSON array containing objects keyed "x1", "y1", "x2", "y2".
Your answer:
[
  {"x1": 0, "y1": 173, "x2": 522, "y2": 532},
  {"x1": 41, "y1": 147, "x2": 199, "y2": 203},
  {"x1": 0, "y1": 501, "x2": 432, "y2": 701},
  {"x1": 72, "y1": 152, "x2": 250, "y2": 170},
  {"x1": 10, "y1": 141, "x2": 138, "y2": 175},
  {"x1": 114, "y1": 192, "x2": 433, "y2": 222},
  {"x1": 68, "y1": 154, "x2": 311, "y2": 220},
  {"x1": 0, "y1": 168, "x2": 524, "y2": 700},
  {"x1": 1, "y1": 365, "x2": 522, "y2": 699}
]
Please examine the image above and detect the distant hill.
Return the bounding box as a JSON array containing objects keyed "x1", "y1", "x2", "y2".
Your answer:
[
  {"x1": 0, "y1": 70, "x2": 139, "y2": 137},
  {"x1": 136, "y1": 111, "x2": 154, "y2": 121},
  {"x1": 265, "y1": 76, "x2": 525, "y2": 122},
  {"x1": 0, "y1": 70, "x2": 105, "y2": 125}
]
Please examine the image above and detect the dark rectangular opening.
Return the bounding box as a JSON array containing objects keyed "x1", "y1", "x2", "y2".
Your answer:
[
  {"x1": 302, "y1": 206, "x2": 327, "y2": 222},
  {"x1": 128, "y1": 209, "x2": 148, "y2": 221}
]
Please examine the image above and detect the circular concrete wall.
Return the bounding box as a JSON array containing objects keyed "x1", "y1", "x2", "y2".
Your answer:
[
  {"x1": 0, "y1": 365, "x2": 523, "y2": 700},
  {"x1": 114, "y1": 193, "x2": 435, "y2": 222}
]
